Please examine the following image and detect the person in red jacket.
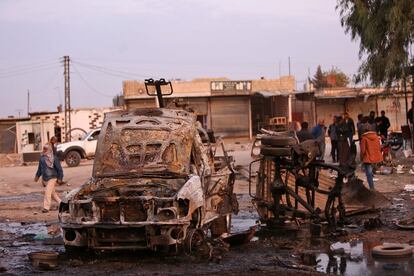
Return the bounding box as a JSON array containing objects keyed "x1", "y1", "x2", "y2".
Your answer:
[{"x1": 360, "y1": 125, "x2": 383, "y2": 189}]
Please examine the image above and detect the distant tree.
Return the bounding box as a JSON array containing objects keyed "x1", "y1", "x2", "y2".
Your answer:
[
  {"x1": 312, "y1": 66, "x2": 349, "y2": 89},
  {"x1": 337, "y1": 0, "x2": 414, "y2": 87},
  {"x1": 326, "y1": 68, "x2": 350, "y2": 87},
  {"x1": 312, "y1": 65, "x2": 327, "y2": 89}
]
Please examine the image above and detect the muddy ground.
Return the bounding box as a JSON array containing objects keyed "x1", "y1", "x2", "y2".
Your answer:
[{"x1": 1, "y1": 140, "x2": 414, "y2": 275}]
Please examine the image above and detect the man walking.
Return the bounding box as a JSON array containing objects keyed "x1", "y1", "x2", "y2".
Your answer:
[
  {"x1": 360, "y1": 124, "x2": 383, "y2": 190},
  {"x1": 328, "y1": 116, "x2": 339, "y2": 163},
  {"x1": 49, "y1": 136, "x2": 64, "y2": 185},
  {"x1": 34, "y1": 143, "x2": 63, "y2": 212}
]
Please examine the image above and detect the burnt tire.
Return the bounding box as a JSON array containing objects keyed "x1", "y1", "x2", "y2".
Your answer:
[
  {"x1": 65, "y1": 151, "x2": 81, "y2": 167},
  {"x1": 260, "y1": 146, "x2": 292, "y2": 157},
  {"x1": 261, "y1": 136, "x2": 297, "y2": 147},
  {"x1": 372, "y1": 244, "x2": 413, "y2": 257},
  {"x1": 184, "y1": 228, "x2": 205, "y2": 254},
  {"x1": 210, "y1": 216, "x2": 228, "y2": 237}
]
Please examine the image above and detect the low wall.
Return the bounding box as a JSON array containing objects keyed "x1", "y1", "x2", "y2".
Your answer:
[{"x1": 0, "y1": 153, "x2": 23, "y2": 167}]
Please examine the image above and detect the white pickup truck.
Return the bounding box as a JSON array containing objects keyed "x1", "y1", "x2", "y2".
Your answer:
[{"x1": 57, "y1": 128, "x2": 101, "y2": 167}]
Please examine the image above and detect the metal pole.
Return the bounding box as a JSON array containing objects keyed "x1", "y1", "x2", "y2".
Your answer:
[
  {"x1": 64, "y1": 56, "x2": 71, "y2": 142},
  {"x1": 404, "y1": 77, "x2": 408, "y2": 125},
  {"x1": 155, "y1": 83, "x2": 164, "y2": 108},
  {"x1": 288, "y1": 56, "x2": 291, "y2": 76},
  {"x1": 27, "y1": 89, "x2": 30, "y2": 116}
]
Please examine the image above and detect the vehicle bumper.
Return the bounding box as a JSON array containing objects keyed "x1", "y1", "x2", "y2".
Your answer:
[{"x1": 61, "y1": 222, "x2": 190, "y2": 250}]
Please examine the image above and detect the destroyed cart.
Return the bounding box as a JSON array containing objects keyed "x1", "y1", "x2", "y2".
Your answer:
[
  {"x1": 249, "y1": 131, "x2": 356, "y2": 229},
  {"x1": 59, "y1": 80, "x2": 238, "y2": 254}
]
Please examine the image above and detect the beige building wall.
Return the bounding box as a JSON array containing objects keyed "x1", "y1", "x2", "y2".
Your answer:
[{"x1": 30, "y1": 107, "x2": 120, "y2": 141}]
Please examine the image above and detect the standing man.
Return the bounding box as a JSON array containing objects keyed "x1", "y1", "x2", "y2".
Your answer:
[
  {"x1": 360, "y1": 124, "x2": 383, "y2": 190},
  {"x1": 328, "y1": 116, "x2": 339, "y2": 163},
  {"x1": 34, "y1": 144, "x2": 63, "y2": 213},
  {"x1": 312, "y1": 119, "x2": 326, "y2": 160},
  {"x1": 378, "y1": 110, "x2": 391, "y2": 138},
  {"x1": 407, "y1": 101, "x2": 414, "y2": 125},
  {"x1": 296, "y1": 121, "x2": 313, "y2": 142},
  {"x1": 368, "y1": 111, "x2": 376, "y2": 131},
  {"x1": 356, "y1": 114, "x2": 364, "y2": 141},
  {"x1": 343, "y1": 112, "x2": 355, "y2": 143}
]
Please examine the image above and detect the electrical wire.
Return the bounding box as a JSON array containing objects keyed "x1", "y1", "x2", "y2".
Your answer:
[
  {"x1": 0, "y1": 65, "x2": 60, "y2": 79},
  {"x1": 71, "y1": 59, "x2": 154, "y2": 79},
  {"x1": 0, "y1": 58, "x2": 59, "y2": 73},
  {"x1": 71, "y1": 64, "x2": 115, "y2": 98}
]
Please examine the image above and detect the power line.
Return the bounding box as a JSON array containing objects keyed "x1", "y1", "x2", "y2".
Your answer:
[
  {"x1": 71, "y1": 59, "x2": 153, "y2": 79},
  {"x1": 0, "y1": 58, "x2": 59, "y2": 73},
  {"x1": 0, "y1": 64, "x2": 60, "y2": 79},
  {"x1": 71, "y1": 63, "x2": 114, "y2": 98}
]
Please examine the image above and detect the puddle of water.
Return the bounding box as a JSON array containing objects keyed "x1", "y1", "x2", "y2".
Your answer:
[
  {"x1": 0, "y1": 193, "x2": 43, "y2": 202},
  {"x1": 231, "y1": 217, "x2": 258, "y2": 233},
  {"x1": 316, "y1": 240, "x2": 414, "y2": 275},
  {"x1": 0, "y1": 222, "x2": 63, "y2": 274}
]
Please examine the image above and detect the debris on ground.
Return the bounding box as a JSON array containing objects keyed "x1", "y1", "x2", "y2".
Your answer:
[
  {"x1": 403, "y1": 184, "x2": 414, "y2": 192},
  {"x1": 396, "y1": 216, "x2": 414, "y2": 230},
  {"x1": 363, "y1": 217, "x2": 383, "y2": 230},
  {"x1": 342, "y1": 178, "x2": 390, "y2": 215},
  {"x1": 372, "y1": 243, "x2": 413, "y2": 258},
  {"x1": 222, "y1": 226, "x2": 257, "y2": 246}
]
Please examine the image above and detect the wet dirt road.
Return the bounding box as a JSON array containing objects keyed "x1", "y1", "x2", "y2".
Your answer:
[{"x1": 2, "y1": 141, "x2": 414, "y2": 275}]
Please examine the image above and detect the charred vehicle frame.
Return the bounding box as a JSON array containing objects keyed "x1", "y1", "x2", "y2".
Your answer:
[{"x1": 59, "y1": 79, "x2": 238, "y2": 253}]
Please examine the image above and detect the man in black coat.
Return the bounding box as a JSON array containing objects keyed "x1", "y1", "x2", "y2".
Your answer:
[{"x1": 378, "y1": 110, "x2": 391, "y2": 138}]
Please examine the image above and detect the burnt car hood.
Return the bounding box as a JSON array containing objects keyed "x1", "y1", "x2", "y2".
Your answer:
[{"x1": 93, "y1": 108, "x2": 197, "y2": 178}]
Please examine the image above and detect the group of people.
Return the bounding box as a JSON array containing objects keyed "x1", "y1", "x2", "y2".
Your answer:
[
  {"x1": 34, "y1": 136, "x2": 64, "y2": 213},
  {"x1": 293, "y1": 110, "x2": 392, "y2": 190}
]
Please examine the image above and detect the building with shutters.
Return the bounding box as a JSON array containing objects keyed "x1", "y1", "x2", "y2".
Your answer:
[{"x1": 123, "y1": 76, "x2": 296, "y2": 139}]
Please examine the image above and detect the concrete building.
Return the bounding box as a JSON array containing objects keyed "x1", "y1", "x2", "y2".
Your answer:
[
  {"x1": 292, "y1": 87, "x2": 413, "y2": 132},
  {"x1": 123, "y1": 76, "x2": 295, "y2": 138},
  {"x1": 29, "y1": 107, "x2": 120, "y2": 142},
  {"x1": 0, "y1": 107, "x2": 120, "y2": 163}
]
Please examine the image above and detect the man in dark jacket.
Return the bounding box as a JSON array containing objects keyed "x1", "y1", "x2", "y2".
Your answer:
[
  {"x1": 378, "y1": 110, "x2": 391, "y2": 138},
  {"x1": 296, "y1": 121, "x2": 313, "y2": 142},
  {"x1": 328, "y1": 116, "x2": 339, "y2": 163},
  {"x1": 34, "y1": 144, "x2": 63, "y2": 213},
  {"x1": 343, "y1": 112, "x2": 355, "y2": 143}
]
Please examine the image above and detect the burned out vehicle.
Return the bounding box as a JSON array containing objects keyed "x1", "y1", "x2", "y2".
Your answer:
[{"x1": 59, "y1": 108, "x2": 238, "y2": 253}]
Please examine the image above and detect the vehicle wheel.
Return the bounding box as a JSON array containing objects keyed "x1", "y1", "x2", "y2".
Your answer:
[
  {"x1": 184, "y1": 228, "x2": 206, "y2": 254},
  {"x1": 261, "y1": 136, "x2": 297, "y2": 147},
  {"x1": 65, "y1": 151, "x2": 81, "y2": 167},
  {"x1": 260, "y1": 146, "x2": 292, "y2": 157},
  {"x1": 372, "y1": 244, "x2": 413, "y2": 257},
  {"x1": 391, "y1": 143, "x2": 402, "y2": 151}
]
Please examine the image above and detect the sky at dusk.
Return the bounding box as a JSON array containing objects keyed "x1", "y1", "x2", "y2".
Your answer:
[{"x1": 0, "y1": 0, "x2": 361, "y2": 117}]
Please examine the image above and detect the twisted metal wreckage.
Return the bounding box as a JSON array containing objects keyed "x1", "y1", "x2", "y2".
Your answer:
[
  {"x1": 59, "y1": 79, "x2": 379, "y2": 255},
  {"x1": 249, "y1": 129, "x2": 384, "y2": 231},
  {"x1": 59, "y1": 79, "x2": 238, "y2": 254}
]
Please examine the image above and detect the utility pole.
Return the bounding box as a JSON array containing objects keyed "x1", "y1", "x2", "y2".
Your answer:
[
  {"x1": 288, "y1": 56, "x2": 291, "y2": 76},
  {"x1": 27, "y1": 89, "x2": 30, "y2": 116},
  {"x1": 63, "y1": 56, "x2": 71, "y2": 142}
]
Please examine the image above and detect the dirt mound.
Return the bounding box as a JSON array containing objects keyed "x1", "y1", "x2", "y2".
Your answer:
[{"x1": 342, "y1": 177, "x2": 390, "y2": 214}]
